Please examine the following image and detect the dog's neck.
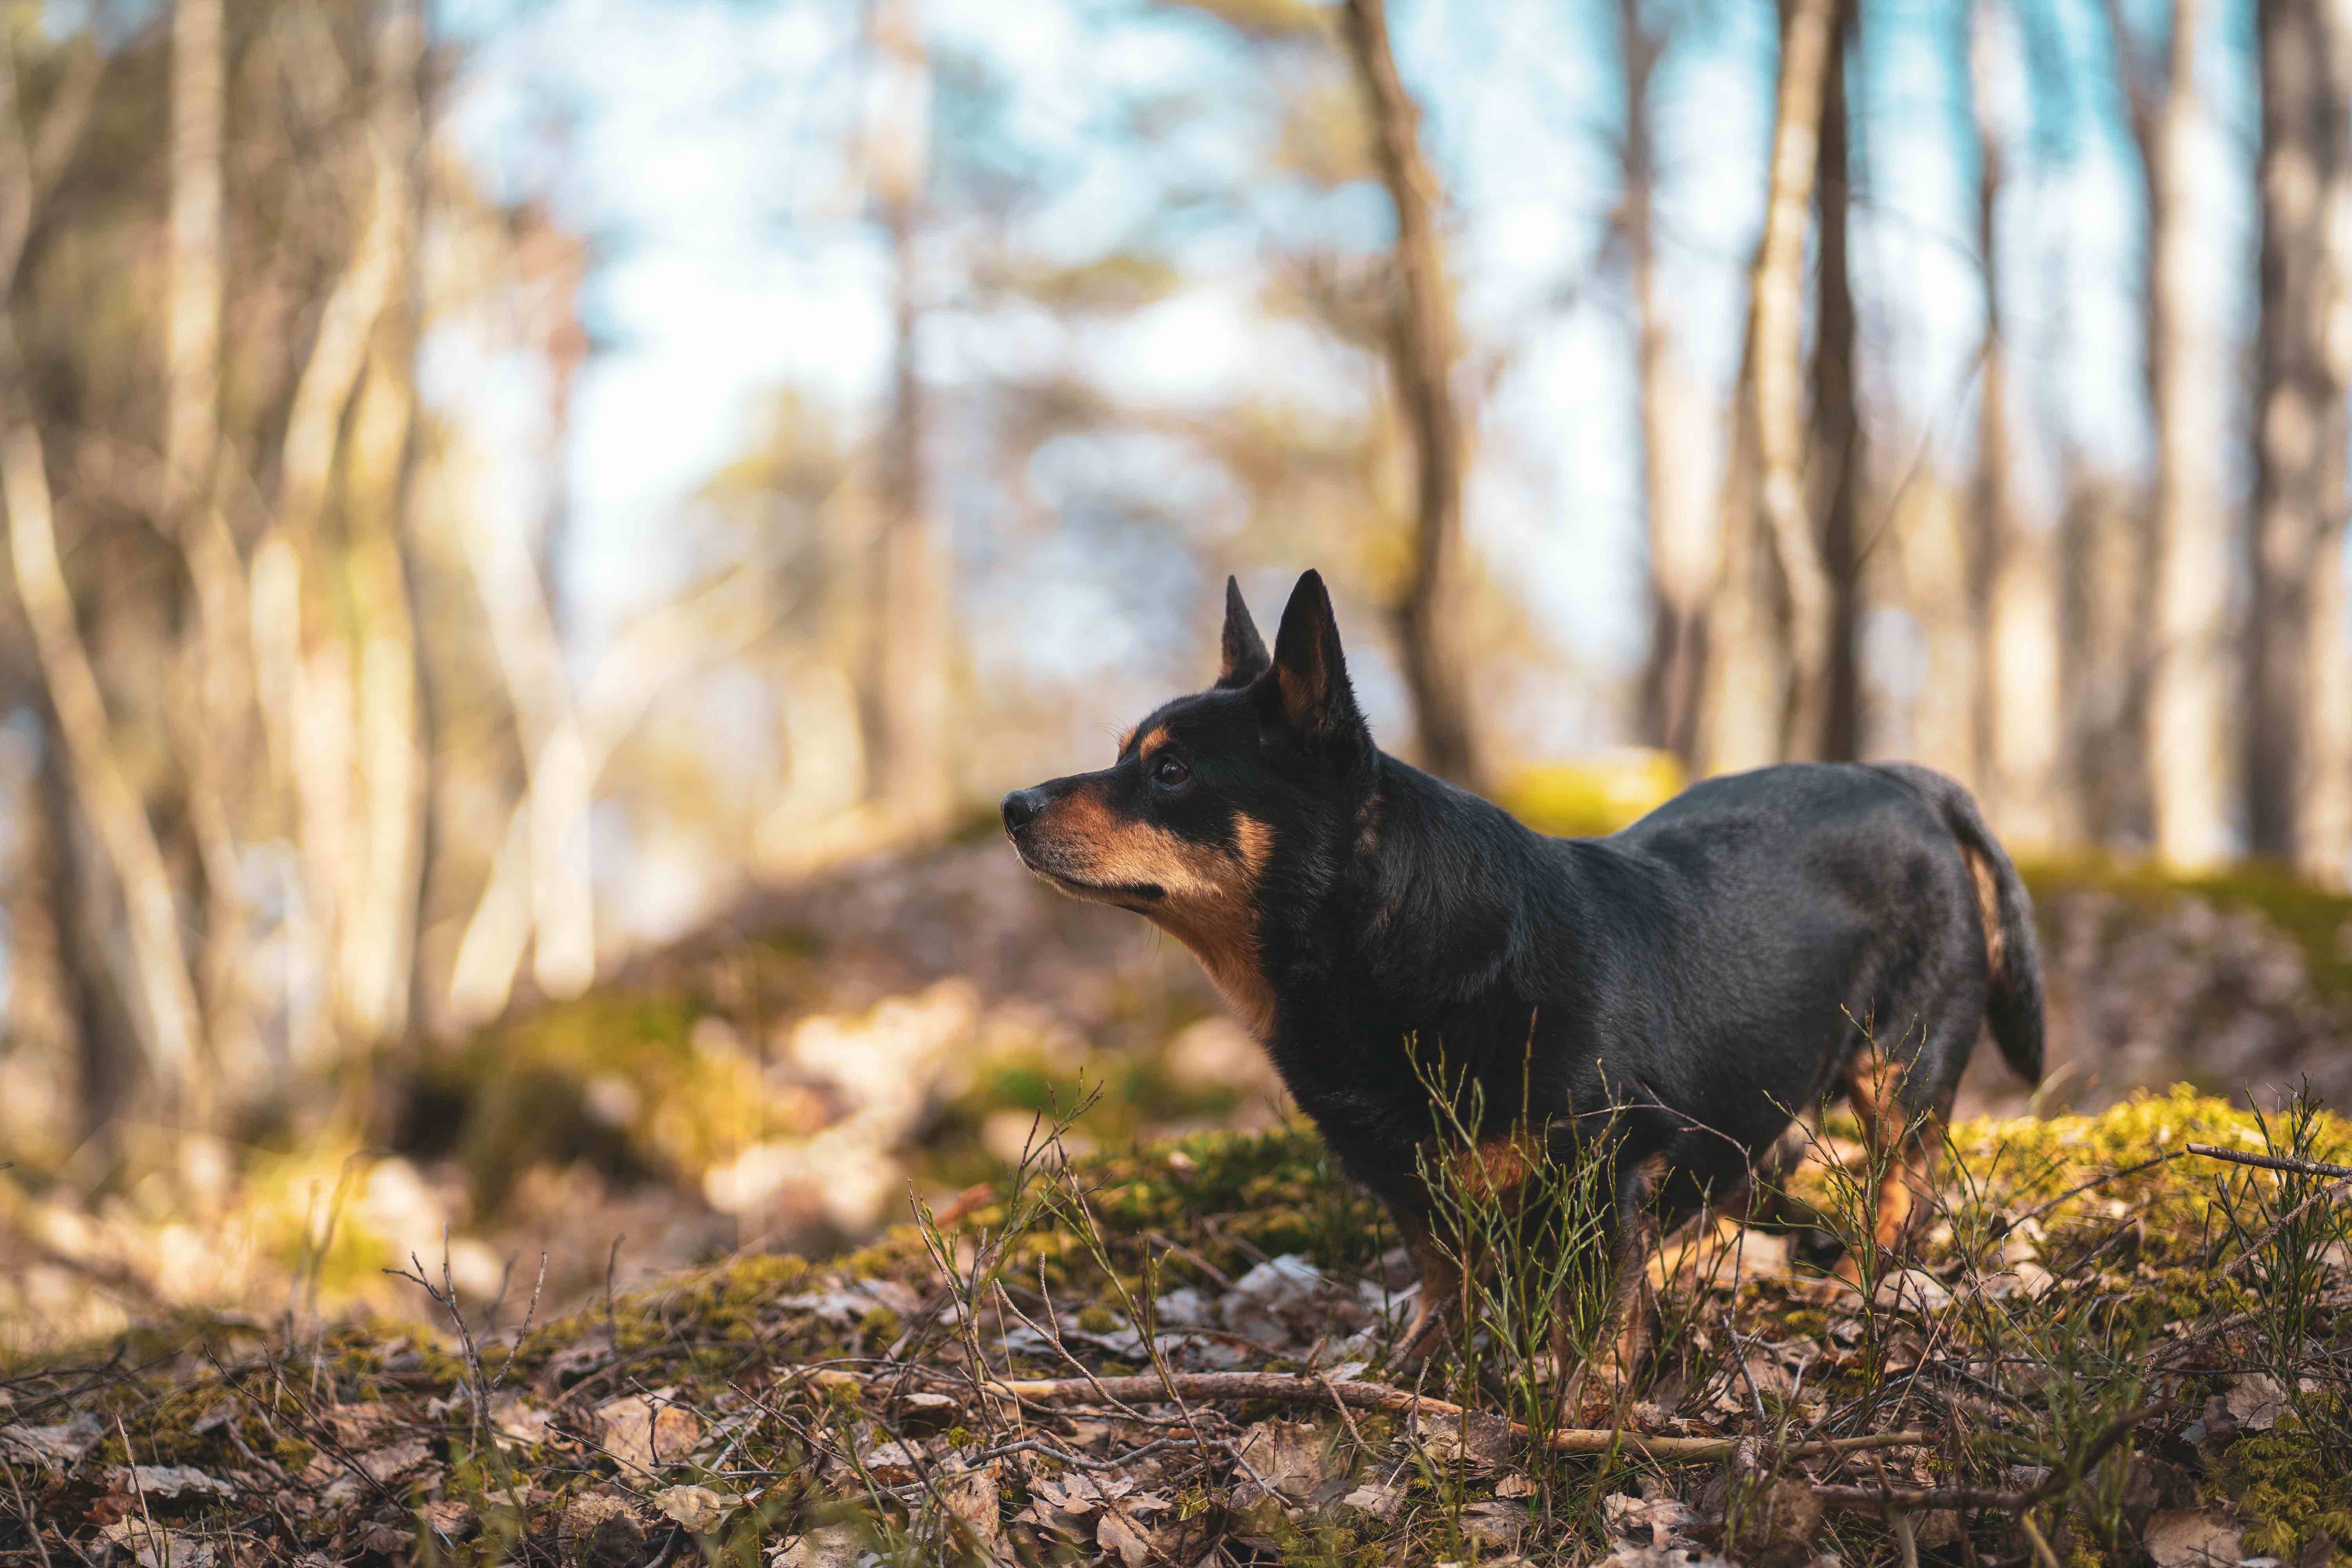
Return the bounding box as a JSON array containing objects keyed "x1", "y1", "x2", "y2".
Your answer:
[{"x1": 1261, "y1": 752, "x2": 1560, "y2": 1032}]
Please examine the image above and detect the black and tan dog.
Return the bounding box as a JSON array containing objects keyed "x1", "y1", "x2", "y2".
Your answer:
[{"x1": 1001, "y1": 570, "x2": 2043, "y2": 1407}]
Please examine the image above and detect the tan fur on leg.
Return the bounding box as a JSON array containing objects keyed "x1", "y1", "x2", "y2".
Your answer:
[
  {"x1": 1834, "y1": 1046, "x2": 1941, "y2": 1287},
  {"x1": 1558, "y1": 1158, "x2": 1663, "y2": 1426},
  {"x1": 1395, "y1": 1213, "x2": 1463, "y2": 1366}
]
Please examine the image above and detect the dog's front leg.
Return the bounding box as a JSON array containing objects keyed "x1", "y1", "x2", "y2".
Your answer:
[
  {"x1": 1391, "y1": 1210, "x2": 1462, "y2": 1367},
  {"x1": 1558, "y1": 1160, "x2": 1663, "y2": 1427}
]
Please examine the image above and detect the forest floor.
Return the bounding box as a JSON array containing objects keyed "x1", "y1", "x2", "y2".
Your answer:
[{"x1": 3, "y1": 1085, "x2": 2349, "y2": 1567}]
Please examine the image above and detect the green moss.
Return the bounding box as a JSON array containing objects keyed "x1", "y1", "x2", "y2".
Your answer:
[{"x1": 2219, "y1": 1407, "x2": 2352, "y2": 1562}]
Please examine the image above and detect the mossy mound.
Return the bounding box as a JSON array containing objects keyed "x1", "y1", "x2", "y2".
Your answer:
[{"x1": 10, "y1": 1088, "x2": 2343, "y2": 1567}]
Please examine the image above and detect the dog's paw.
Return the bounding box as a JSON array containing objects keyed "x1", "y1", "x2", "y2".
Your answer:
[{"x1": 1389, "y1": 1298, "x2": 1456, "y2": 1371}]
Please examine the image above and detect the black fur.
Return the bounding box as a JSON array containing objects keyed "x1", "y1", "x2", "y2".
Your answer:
[{"x1": 1004, "y1": 570, "x2": 2046, "y2": 1244}]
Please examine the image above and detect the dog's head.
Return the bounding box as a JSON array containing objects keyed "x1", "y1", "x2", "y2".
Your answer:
[{"x1": 1001, "y1": 570, "x2": 1372, "y2": 1035}]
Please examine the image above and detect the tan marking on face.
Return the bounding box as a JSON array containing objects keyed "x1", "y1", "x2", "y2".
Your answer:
[
  {"x1": 1962, "y1": 845, "x2": 2005, "y2": 976},
  {"x1": 1134, "y1": 725, "x2": 1170, "y2": 759},
  {"x1": 1033, "y1": 790, "x2": 1276, "y2": 1038}
]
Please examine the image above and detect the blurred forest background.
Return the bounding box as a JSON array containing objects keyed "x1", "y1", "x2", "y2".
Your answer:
[{"x1": 5, "y1": 0, "x2": 2352, "y2": 1351}]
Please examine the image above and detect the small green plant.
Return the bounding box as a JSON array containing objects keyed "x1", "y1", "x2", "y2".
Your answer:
[
  {"x1": 2212, "y1": 1083, "x2": 2352, "y2": 1401},
  {"x1": 1401, "y1": 1035, "x2": 1646, "y2": 1552}
]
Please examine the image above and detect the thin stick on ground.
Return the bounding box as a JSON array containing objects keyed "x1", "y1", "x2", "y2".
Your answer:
[
  {"x1": 977, "y1": 1370, "x2": 1930, "y2": 1462},
  {"x1": 2186, "y1": 1142, "x2": 2352, "y2": 1180}
]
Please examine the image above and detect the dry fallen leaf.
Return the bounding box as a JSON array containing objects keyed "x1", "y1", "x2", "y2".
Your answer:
[
  {"x1": 491, "y1": 1393, "x2": 553, "y2": 1445},
  {"x1": 1459, "y1": 1498, "x2": 1528, "y2": 1550},
  {"x1": 2145, "y1": 1510, "x2": 2244, "y2": 1568},
  {"x1": 1097, "y1": 1510, "x2": 1154, "y2": 1568},
  {"x1": 105, "y1": 1463, "x2": 234, "y2": 1500},
  {"x1": 594, "y1": 1393, "x2": 702, "y2": 1473},
  {"x1": 0, "y1": 1415, "x2": 102, "y2": 1469},
  {"x1": 768, "y1": 1524, "x2": 866, "y2": 1567},
  {"x1": 1871, "y1": 1268, "x2": 1954, "y2": 1313},
  {"x1": 98, "y1": 1519, "x2": 217, "y2": 1568},
  {"x1": 420, "y1": 1499, "x2": 478, "y2": 1540},
  {"x1": 1232, "y1": 1418, "x2": 1328, "y2": 1503},
  {"x1": 863, "y1": 1439, "x2": 928, "y2": 1485},
  {"x1": 358, "y1": 1437, "x2": 434, "y2": 1484},
  {"x1": 654, "y1": 1483, "x2": 734, "y2": 1533},
  {"x1": 939, "y1": 1459, "x2": 1006, "y2": 1556},
  {"x1": 2224, "y1": 1373, "x2": 2288, "y2": 1433},
  {"x1": 1413, "y1": 1410, "x2": 1517, "y2": 1473},
  {"x1": 1602, "y1": 1491, "x2": 1705, "y2": 1548}
]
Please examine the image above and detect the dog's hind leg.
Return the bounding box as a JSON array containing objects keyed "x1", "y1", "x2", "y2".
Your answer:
[{"x1": 1834, "y1": 1042, "x2": 1950, "y2": 1287}]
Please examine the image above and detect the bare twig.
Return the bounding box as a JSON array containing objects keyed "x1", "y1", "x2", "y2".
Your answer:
[
  {"x1": 2217, "y1": 1176, "x2": 2352, "y2": 1281},
  {"x1": 2186, "y1": 1143, "x2": 2352, "y2": 1180},
  {"x1": 1, "y1": 1449, "x2": 55, "y2": 1568},
  {"x1": 973, "y1": 1371, "x2": 1929, "y2": 1462},
  {"x1": 385, "y1": 1231, "x2": 493, "y2": 1436},
  {"x1": 492, "y1": 1253, "x2": 548, "y2": 1392},
  {"x1": 1814, "y1": 1401, "x2": 2163, "y2": 1515}
]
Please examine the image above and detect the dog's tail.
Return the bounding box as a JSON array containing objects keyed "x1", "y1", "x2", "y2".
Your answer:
[{"x1": 1878, "y1": 764, "x2": 2046, "y2": 1084}]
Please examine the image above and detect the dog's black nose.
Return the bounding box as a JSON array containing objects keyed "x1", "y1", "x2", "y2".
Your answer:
[{"x1": 1001, "y1": 788, "x2": 1044, "y2": 835}]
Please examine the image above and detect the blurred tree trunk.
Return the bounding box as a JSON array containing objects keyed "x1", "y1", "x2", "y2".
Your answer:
[
  {"x1": 1697, "y1": 325, "x2": 1786, "y2": 775},
  {"x1": 459, "y1": 457, "x2": 595, "y2": 1010},
  {"x1": 0, "y1": 32, "x2": 202, "y2": 1120},
  {"x1": 2124, "y1": 0, "x2": 2233, "y2": 868},
  {"x1": 2085, "y1": 0, "x2": 2164, "y2": 850},
  {"x1": 1811, "y1": 5, "x2": 1862, "y2": 762},
  {"x1": 36, "y1": 709, "x2": 142, "y2": 1142},
  {"x1": 445, "y1": 210, "x2": 590, "y2": 1025},
  {"x1": 253, "y1": 0, "x2": 444, "y2": 1066},
  {"x1": 167, "y1": 0, "x2": 263, "y2": 1101},
  {"x1": 1748, "y1": 0, "x2": 1840, "y2": 764},
  {"x1": 1625, "y1": 0, "x2": 1713, "y2": 766},
  {"x1": 336, "y1": 0, "x2": 429, "y2": 1040},
  {"x1": 1973, "y1": 0, "x2": 2064, "y2": 844},
  {"x1": 866, "y1": 0, "x2": 955, "y2": 830},
  {"x1": 2250, "y1": 0, "x2": 2352, "y2": 884},
  {"x1": 2, "y1": 419, "x2": 207, "y2": 1118},
  {"x1": 1341, "y1": 0, "x2": 1485, "y2": 790}
]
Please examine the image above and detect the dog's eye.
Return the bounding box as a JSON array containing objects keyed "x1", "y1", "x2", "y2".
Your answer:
[{"x1": 1152, "y1": 755, "x2": 1190, "y2": 789}]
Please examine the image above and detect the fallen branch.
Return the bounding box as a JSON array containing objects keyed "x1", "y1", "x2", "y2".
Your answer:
[
  {"x1": 980, "y1": 1371, "x2": 1929, "y2": 1462},
  {"x1": 2185, "y1": 1143, "x2": 2352, "y2": 1180},
  {"x1": 1813, "y1": 1480, "x2": 2033, "y2": 1514},
  {"x1": 1813, "y1": 1401, "x2": 2164, "y2": 1517}
]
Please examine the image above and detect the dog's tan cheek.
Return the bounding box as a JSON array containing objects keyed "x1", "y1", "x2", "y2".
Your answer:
[{"x1": 1149, "y1": 812, "x2": 1276, "y2": 1038}]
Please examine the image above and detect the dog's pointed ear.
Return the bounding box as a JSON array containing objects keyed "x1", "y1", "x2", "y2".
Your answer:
[
  {"x1": 1263, "y1": 570, "x2": 1363, "y2": 745},
  {"x1": 1215, "y1": 576, "x2": 1271, "y2": 689}
]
